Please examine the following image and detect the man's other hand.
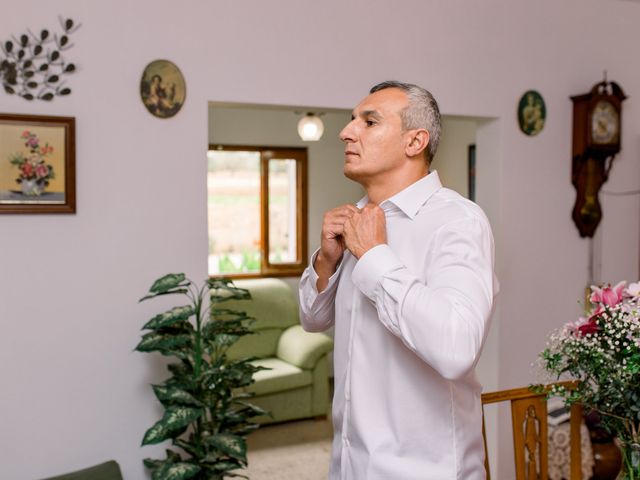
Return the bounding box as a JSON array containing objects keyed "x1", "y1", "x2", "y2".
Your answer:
[
  {"x1": 314, "y1": 204, "x2": 359, "y2": 291},
  {"x1": 343, "y1": 203, "x2": 387, "y2": 259}
]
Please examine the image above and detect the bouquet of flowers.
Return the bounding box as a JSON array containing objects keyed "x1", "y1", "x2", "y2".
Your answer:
[
  {"x1": 539, "y1": 281, "x2": 640, "y2": 479},
  {"x1": 9, "y1": 130, "x2": 55, "y2": 195}
]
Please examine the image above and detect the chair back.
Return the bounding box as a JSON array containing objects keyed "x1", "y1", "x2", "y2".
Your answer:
[
  {"x1": 481, "y1": 385, "x2": 583, "y2": 480},
  {"x1": 39, "y1": 460, "x2": 123, "y2": 480}
]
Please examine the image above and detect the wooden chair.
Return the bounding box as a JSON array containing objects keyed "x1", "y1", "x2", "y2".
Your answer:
[{"x1": 481, "y1": 385, "x2": 583, "y2": 480}]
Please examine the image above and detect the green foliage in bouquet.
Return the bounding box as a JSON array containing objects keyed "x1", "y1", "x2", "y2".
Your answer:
[{"x1": 136, "y1": 273, "x2": 266, "y2": 480}]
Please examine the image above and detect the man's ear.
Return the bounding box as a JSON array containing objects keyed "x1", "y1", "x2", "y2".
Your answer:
[{"x1": 405, "y1": 129, "x2": 430, "y2": 158}]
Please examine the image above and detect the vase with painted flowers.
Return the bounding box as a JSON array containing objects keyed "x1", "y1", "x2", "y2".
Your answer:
[{"x1": 9, "y1": 130, "x2": 55, "y2": 196}]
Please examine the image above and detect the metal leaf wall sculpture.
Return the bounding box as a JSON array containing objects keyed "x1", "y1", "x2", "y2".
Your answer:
[{"x1": 0, "y1": 17, "x2": 79, "y2": 101}]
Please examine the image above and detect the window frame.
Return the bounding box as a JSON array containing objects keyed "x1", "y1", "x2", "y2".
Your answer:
[{"x1": 208, "y1": 144, "x2": 308, "y2": 279}]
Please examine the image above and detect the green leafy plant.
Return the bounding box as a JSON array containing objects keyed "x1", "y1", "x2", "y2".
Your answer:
[{"x1": 136, "y1": 273, "x2": 266, "y2": 480}]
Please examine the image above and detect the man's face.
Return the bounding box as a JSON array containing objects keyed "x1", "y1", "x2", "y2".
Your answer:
[{"x1": 340, "y1": 87, "x2": 410, "y2": 184}]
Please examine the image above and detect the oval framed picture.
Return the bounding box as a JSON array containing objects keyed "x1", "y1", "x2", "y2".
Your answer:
[
  {"x1": 140, "y1": 59, "x2": 186, "y2": 119},
  {"x1": 517, "y1": 90, "x2": 546, "y2": 136}
]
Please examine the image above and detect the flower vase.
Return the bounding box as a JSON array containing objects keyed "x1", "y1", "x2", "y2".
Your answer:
[
  {"x1": 21, "y1": 179, "x2": 43, "y2": 196},
  {"x1": 619, "y1": 442, "x2": 640, "y2": 479}
]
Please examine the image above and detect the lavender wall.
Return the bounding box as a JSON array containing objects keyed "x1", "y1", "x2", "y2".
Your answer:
[{"x1": 1, "y1": 1, "x2": 639, "y2": 478}]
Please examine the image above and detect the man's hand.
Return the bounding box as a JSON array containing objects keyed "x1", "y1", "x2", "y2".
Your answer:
[
  {"x1": 315, "y1": 204, "x2": 359, "y2": 292},
  {"x1": 343, "y1": 203, "x2": 387, "y2": 259}
]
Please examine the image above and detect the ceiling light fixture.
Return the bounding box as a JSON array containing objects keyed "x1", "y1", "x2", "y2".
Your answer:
[{"x1": 297, "y1": 113, "x2": 324, "y2": 141}]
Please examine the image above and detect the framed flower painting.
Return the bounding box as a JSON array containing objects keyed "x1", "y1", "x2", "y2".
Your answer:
[{"x1": 0, "y1": 114, "x2": 75, "y2": 213}]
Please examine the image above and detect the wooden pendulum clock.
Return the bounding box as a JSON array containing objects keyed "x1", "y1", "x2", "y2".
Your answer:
[{"x1": 570, "y1": 78, "x2": 626, "y2": 237}]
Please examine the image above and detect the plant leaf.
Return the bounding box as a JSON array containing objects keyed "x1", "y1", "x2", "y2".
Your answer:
[
  {"x1": 140, "y1": 288, "x2": 189, "y2": 302},
  {"x1": 142, "y1": 406, "x2": 203, "y2": 445},
  {"x1": 135, "y1": 332, "x2": 191, "y2": 353},
  {"x1": 205, "y1": 433, "x2": 247, "y2": 463},
  {"x1": 165, "y1": 449, "x2": 182, "y2": 462},
  {"x1": 150, "y1": 273, "x2": 188, "y2": 293},
  {"x1": 144, "y1": 305, "x2": 195, "y2": 330},
  {"x1": 160, "y1": 406, "x2": 204, "y2": 433},
  {"x1": 152, "y1": 462, "x2": 200, "y2": 480},
  {"x1": 152, "y1": 385, "x2": 202, "y2": 407},
  {"x1": 143, "y1": 457, "x2": 165, "y2": 470},
  {"x1": 142, "y1": 421, "x2": 170, "y2": 446},
  {"x1": 209, "y1": 279, "x2": 251, "y2": 303},
  {"x1": 213, "y1": 333, "x2": 239, "y2": 348}
]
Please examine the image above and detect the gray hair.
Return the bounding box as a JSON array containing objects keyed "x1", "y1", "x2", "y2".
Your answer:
[{"x1": 369, "y1": 80, "x2": 441, "y2": 163}]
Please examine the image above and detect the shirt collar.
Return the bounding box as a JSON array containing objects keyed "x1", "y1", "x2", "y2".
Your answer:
[{"x1": 356, "y1": 170, "x2": 443, "y2": 219}]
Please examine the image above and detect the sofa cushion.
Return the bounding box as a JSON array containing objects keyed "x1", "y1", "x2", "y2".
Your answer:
[
  {"x1": 247, "y1": 357, "x2": 312, "y2": 396},
  {"x1": 223, "y1": 278, "x2": 299, "y2": 330},
  {"x1": 226, "y1": 328, "x2": 281, "y2": 360},
  {"x1": 277, "y1": 325, "x2": 334, "y2": 369}
]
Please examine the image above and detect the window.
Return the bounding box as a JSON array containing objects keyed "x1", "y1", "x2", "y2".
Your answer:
[{"x1": 207, "y1": 145, "x2": 308, "y2": 277}]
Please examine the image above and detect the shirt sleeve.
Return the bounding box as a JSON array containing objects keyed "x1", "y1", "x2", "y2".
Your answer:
[
  {"x1": 298, "y1": 248, "x2": 343, "y2": 332},
  {"x1": 351, "y1": 216, "x2": 496, "y2": 381}
]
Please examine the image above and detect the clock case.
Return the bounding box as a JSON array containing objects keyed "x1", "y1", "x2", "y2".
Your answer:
[{"x1": 570, "y1": 80, "x2": 627, "y2": 238}]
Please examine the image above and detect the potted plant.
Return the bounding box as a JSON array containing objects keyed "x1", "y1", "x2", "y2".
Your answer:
[
  {"x1": 539, "y1": 281, "x2": 640, "y2": 479},
  {"x1": 136, "y1": 273, "x2": 266, "y2": 480}
]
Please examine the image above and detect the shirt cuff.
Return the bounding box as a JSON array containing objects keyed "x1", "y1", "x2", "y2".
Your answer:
[
  {"x1": 307, "y1": 248, "x2": 343, "y2": 296},
  {"x1": 352, "y1": 244, "x2": 403, "y2": 300}
]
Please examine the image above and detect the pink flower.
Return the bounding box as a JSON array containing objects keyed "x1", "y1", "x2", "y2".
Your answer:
[
  {"x1": 21, "y1": 130, "x2": 30, "y2": 138},
  {"x1": 40, "y1": 144, "x2": 53, "y2": 155},
  {"x1": 566, "y1": 316, "x2": 588, "y2": 335},
  {"x1": 26, "y1": 136, "x2": 39, "y2": 148},
  {"x1": 567, "y1": 312, "x2": 602, "y2": 337},
  {"x1": 21, "y1": 163, "x2": 34, "y2": 177},
  {"x1": 578, "y1": 320, "x2": 600, "y2": 337},
  {"x1": 590, "y1": 281, "x2": 626, "y2": 307},
  {"x1": 35, "y1": 164, "x2": 49, "y2": 178},
  {"x1": 627, "y1": 282, "x2": 640, "y2": 297},
  {"x1": 588, "y1": 304, "x2": 604, "y2": 321}
]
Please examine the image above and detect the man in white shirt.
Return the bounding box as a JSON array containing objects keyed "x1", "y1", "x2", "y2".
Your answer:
[{"x1": 298, "y1": 81, "x2": 497, "y2": 479}]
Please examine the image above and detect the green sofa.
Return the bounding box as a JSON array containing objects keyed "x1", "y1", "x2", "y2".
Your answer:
[{"x1": 224, "y1": 278, "x2": 333, "y2": 424}]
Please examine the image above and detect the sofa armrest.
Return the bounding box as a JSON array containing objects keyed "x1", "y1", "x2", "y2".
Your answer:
[{"x1": 276, "y1": 325, "x2": 333, "y2": 370}]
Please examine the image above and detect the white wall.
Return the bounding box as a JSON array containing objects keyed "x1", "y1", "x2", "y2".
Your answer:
[
  {"x1": 434, "y1": 116, "x2": 478, "y2": 198},
  {"x1": 2, "y1": 1, "x2": 640, "y2": 478}
]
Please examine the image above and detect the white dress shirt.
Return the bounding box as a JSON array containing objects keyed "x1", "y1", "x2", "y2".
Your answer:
[{"x1": 299, "y1": 171, "x2": 497, "y2": 480}]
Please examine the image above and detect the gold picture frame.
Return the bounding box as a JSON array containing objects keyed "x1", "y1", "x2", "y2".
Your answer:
[{"x1": 140, "y1": 59, "x2": 186, "y2": 119}]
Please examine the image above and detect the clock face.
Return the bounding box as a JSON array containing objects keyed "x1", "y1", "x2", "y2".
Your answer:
[{"x1": 591, "y1": 100, "x2": 619, "y2": 145}]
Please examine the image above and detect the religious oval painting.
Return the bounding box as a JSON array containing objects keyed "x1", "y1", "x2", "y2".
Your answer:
[
  {"x1": 140, "y1": 59, "x2": 186, "y2": 119},
  {"x1": 517, "y1": 90, "x2": 546, "y2": 136}
]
